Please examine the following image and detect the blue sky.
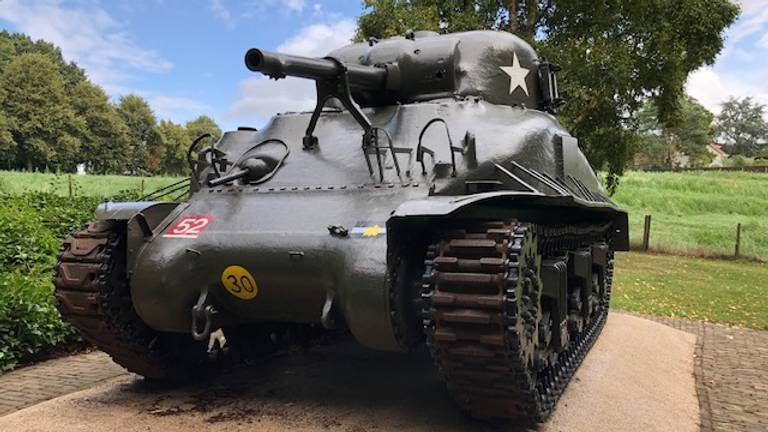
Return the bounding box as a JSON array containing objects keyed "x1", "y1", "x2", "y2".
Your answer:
[{"x1": 0, "y1": 0, "x2": 766, "y2": 131}]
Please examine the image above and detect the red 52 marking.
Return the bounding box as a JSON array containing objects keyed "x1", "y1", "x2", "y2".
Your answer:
[{"x1": 164, "y1": 215, "x2": 213, "y2": 238}]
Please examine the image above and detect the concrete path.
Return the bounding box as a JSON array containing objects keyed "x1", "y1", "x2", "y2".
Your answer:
[{"x1": 0, "y1": 313, "x2": 698, "y2": 432}]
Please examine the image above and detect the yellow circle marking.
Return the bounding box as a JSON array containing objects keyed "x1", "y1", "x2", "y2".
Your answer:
[{"x1": 221, "y1": 265, "x2": 258, "y2": 300}]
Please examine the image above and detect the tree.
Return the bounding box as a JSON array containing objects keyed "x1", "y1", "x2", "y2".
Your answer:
[
  {"x1": 0, "y1": 31, "x2": 86, "y2": 88},
  {"x1": 0, "y1": 77, "x2": 15, "y2": 169},
  {"x1": 185, "y1": 115, "x2": 222, "y2": 143},
  {"x1": 0, "y1": 36, "x2": 13, "y2": 70},
  {"x1": 0, "y1": 110, "x2": 15, "y2": 169},
  {"x1": 635, "y1": 96, "x2": 714, "y2": 169},
  {"x1": 117, "y1": 95, "x2": 163, "y2": 174},
  {"x1": 0, "y1": 53, "x2": 83, "y2": 171},
  {"x1": 355, "y1": 0, "x2": 739, "y2": 184},
  {"x1": 70, "y1": 81, "x2": 131, "y2": 174},
  {"x1": 716, "y1": 97, "x2": 768, "y2": 157},
  {"x1": 157, "y1": 120, "x2": 190, "y2": 175}
]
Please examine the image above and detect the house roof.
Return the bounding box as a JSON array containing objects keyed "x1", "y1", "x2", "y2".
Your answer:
[{"x1": 708, "y1": 143, "x2": 728, "y2": 156}]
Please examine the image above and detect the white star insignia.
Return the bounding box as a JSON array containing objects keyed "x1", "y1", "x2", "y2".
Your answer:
[{"x1": 499, "y1": 53, "x2": 531, "y2": 96}]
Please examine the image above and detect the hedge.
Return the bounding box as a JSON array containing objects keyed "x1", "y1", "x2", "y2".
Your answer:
[{"x1": 0, "y1": 192, "x2": 111, "y2": 372}]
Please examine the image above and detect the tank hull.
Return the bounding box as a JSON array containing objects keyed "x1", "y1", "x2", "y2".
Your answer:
[{"x1": 108, "y1": 99, "x2": 627, "y2": 352}]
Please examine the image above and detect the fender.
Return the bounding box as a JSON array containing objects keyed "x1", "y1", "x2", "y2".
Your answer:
[
  {"x1": 390, "y1": 191, "x2": 629, "y2": 251},
  {"x1": 96, "y1": 201, "x2": 184, "y2": 224},
  {"x1": 96, "y1": 201, "x2": 188, "y2": 270}
]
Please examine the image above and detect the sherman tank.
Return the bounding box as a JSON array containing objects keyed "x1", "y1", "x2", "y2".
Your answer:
[{"x1": 53, "y1": 30, "x2": 628, "y2": 421}]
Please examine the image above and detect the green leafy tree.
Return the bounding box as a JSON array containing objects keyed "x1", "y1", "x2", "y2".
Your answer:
[
  {"x1": 185, "y1": 115, "x2": 222, "y2": 143},
  {"x1": 157, "y1": 120, "x2": 190, "y2": 175},
  {"x1": 70, "y1": 81, "x2": 132, "y2": 174},
  {"x1": 0, "y1": 53, "x2": 83, "y2": 171},
  {"x1": 0, "y1": 31, "x2": 86, "y2": 88},
  {"x1": 635, "y1": 96, "x2": 715, "y2": 169},
  {"x1": 0, "y1": 110, "x2": 15, "y2": 169},
  {"x1": 117, "y1": 94, "x2": 163, "y2": 174},
  {"x1": 0, "y1": 36, "x2": 13, "y2": 70},
  {"x1": 0, "y1": 80, "x2": 16, "y2": 169},
  {"x1": 355, "y1": 0, "x2": 739, "y2": 184},
  {"x1": 716, "y1": 97, "x2": 768, "y2": 157}
]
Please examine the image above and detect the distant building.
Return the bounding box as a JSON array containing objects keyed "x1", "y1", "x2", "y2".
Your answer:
[
  {"x1": 707, "y1": 143, "x2": 728, "y2": 167},
  {"x1": 632, "y1": 141, "x2": 730, "y2": 170},
  {"x1": 671, "y1": 152, "x2": 690, "y2": 168}
]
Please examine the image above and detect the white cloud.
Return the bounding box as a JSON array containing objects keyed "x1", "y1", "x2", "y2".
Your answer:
[
  {"x1": 684, "y1": 1, "x2": 768, "y2": 118},
  {"x1": 226, "y1": 19, "x2": 356, "y2": 124},
  {"x1": 686, "y1": 67, "x2": 768, "y2": 117},
  {"x1": 686, "y1": 68, "x2": 732, "y2": 114},
  {"x1": 210, "y1": 0, "x2": 232, "y2": 24},
  {"x1": 146, "y1": 94, "x2": 213, "y2": 123},
  {"x1": 736, "y1": 0, "x2": 767, "y2": 18},
  {"x1": 730, "y1": 0, "x2": 768, "y2": 42},
  {"x1": 282, "y1": 0, "x2": 305, "y2": 13},
  {"x1": 241, "y1": 0, "x2": 310, "y2": 19},
  {"x1": 277, "y1": 19, "x2": 355, "y2": 56},
  {"x1": 0, "y1": 0, "x2": 172, "y2": 90},
  {"x1": 0, "y1": 0, "x2": 211, "y2": 124},
  {"x1": 226, "y1": 77, "x2": 316, "y2": 124}
]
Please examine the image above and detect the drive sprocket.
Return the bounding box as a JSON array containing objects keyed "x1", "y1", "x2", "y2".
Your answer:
[{"x1": 53, "y1": 221, "x2": 208, "y2": 380}]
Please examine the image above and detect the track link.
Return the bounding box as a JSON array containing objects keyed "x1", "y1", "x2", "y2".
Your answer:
[
  {"x1": 53, "y1": 221, "x2": 205, "y2": 379},
  {"x1": 422, "y1": 221, "x2": 611, "y2": 421}
]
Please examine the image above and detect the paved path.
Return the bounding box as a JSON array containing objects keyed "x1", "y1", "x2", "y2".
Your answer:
[
  {"x1": 0, "y1": 313, "x2": 698, "y2": 432},
  {"x1": 0, "y1": 312, "x2": 766, "y2": 431},
  {"x1": 643, "y1": 315, "x2": 768, "y2": 432},
  {"x1": 0, "y1": 351, "x2": 126, "y2": 416}
]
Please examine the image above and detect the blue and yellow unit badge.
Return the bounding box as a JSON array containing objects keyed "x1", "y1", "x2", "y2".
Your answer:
[{"x1": 350, "y1": 222, "x2": 387, "y2": 238}]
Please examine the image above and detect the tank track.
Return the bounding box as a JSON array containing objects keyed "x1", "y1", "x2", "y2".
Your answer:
[
  {"x1": 422, "y1": 220, "x2": 612, "y2": 421},
  {"x1": 53, "y1": 221, "x2": 207, "y2": 379}
]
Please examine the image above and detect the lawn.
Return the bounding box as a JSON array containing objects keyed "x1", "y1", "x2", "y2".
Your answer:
[
  {"x1": 612, "y1": 170, "x2": 768, "y2": 261},
  {"x1": 0, "y1": 171, "x2": 182, "y2": 198},
  {"x1": 612, "y1": 252, "x2": 768, "y2": 329},
  {"x1": 1, "y1": 169, "x2": 766, "y2": 261}
]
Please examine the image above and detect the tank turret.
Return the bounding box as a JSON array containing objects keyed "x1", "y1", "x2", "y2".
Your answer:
[{"x1": 246, "y1": 31, "x2": 564, "y2": 113}]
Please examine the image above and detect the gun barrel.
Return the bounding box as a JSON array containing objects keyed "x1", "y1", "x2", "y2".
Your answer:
[{"x1": 245, "y1": 49, "x2": 388, "y2": 90}]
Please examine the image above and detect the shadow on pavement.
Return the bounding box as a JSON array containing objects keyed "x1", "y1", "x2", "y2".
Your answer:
[{"x1": 95, "y1": 337, "x2": 533, "y2": 431}]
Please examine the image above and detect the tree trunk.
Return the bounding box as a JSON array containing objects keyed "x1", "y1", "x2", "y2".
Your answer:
[
  {"x1": 524, "y1": 0, "x2": 539, "y2": 39},
  {"x1": 505, "y1": 0, "x2": 517, "y2": 33}
]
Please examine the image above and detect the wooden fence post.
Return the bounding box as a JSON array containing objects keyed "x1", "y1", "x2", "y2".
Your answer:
[
  {"x1": 735, "y1": 223, "x2": 741, "y2": 258},
  {"x1": 642, "y1": 214, "x2": 652, "y2": 251},
  {"x1": 140, "y1": 178, "x2": 145, "y2": 196},
  {"x1": 68, "y1": 174, "x2": 73, "y2": 198}
]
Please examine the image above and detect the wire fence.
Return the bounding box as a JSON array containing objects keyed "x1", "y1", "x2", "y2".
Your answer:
[{"x1": 629, "y1": 213, "x2": 766, "y2": 262}]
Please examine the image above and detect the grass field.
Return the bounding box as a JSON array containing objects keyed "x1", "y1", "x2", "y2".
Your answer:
[
  {"x1": 0, "y1": 171, "x2": 181, "y2": 198},
  {"x1": 612, "y1": 252, "x2": 768, "y2": 329},
  {"x1": 1, "y1": 169, "x2": 767, "y2": 260},
  {"x1": 612, "y1": 170, "x2": 768, "y2": 261}
]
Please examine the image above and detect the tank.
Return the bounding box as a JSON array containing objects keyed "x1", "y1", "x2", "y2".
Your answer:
[{"x1": 53, "y1": 30, "x2": 628, "y2": 421}]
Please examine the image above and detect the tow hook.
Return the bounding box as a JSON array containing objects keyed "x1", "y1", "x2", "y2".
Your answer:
[{"x1": 191, "y1": 287, "x2": 217, "y2": 341}]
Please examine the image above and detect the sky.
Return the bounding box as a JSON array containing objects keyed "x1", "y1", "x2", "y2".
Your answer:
[{"x1": 0, "y1": 0, "x2": 765, "y2": 132}]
